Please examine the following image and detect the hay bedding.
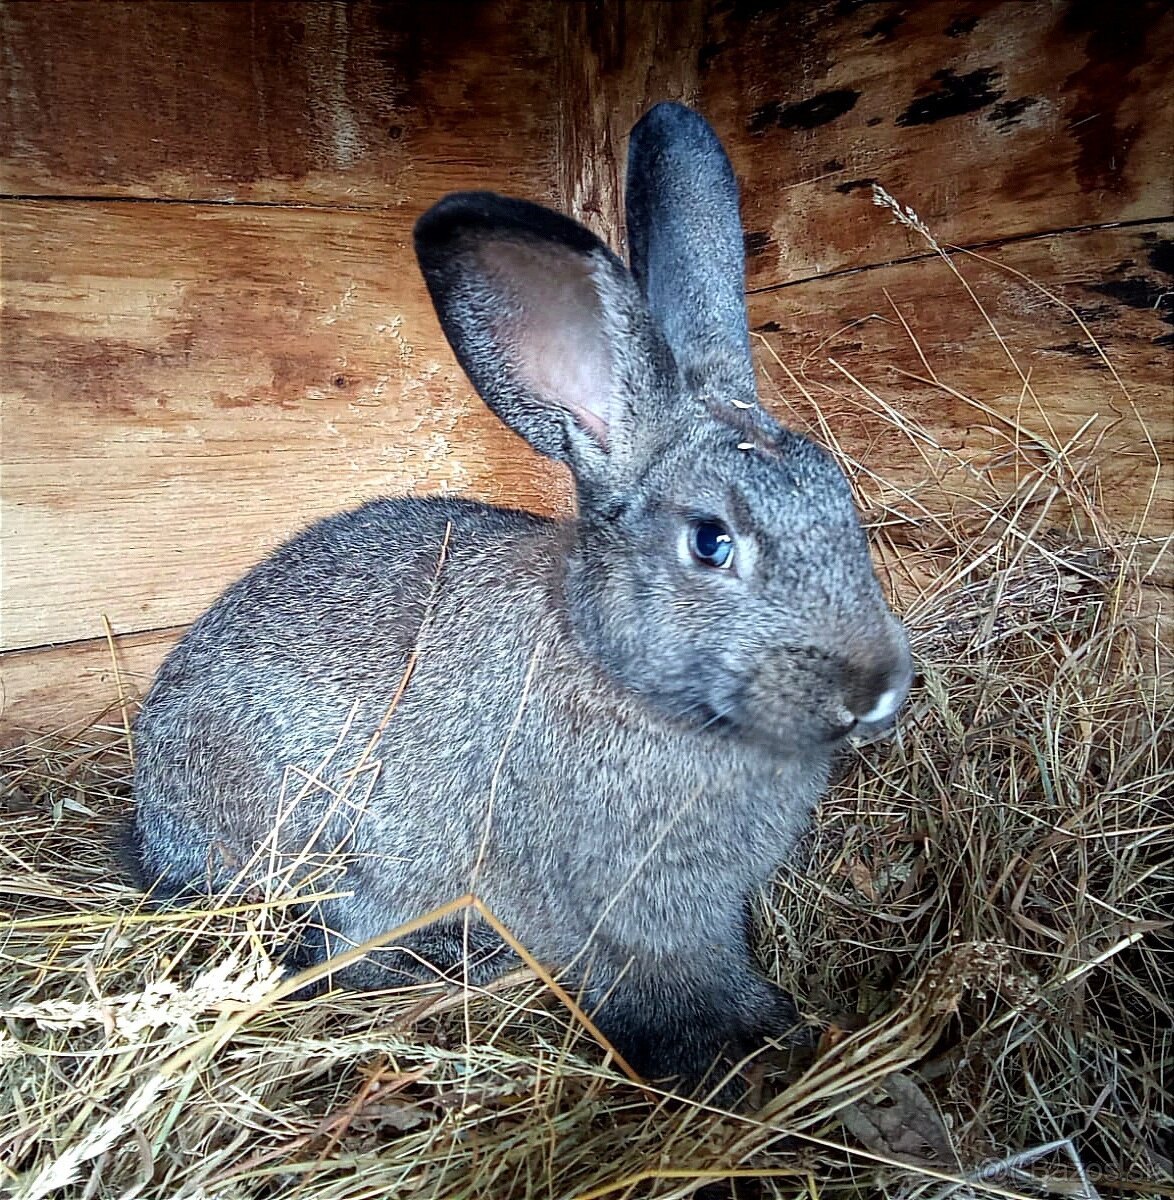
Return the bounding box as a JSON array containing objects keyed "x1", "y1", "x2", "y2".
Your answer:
[{"x1": 1, "y1": 209, "x2": 1171, "y2": 1199}]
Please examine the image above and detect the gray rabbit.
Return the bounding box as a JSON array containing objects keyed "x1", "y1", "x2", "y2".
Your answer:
[{"x1": 126, "y1": 102, "x2": 912, "y2": 1086}]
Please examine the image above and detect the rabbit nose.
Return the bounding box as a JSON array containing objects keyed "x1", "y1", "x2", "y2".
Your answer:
[
  {"x1": 855, "y1": 682, "x2": 905, "y2": 725},
  {"x1": 851, "y1": 653, "x2": 913, "y2": 726}
]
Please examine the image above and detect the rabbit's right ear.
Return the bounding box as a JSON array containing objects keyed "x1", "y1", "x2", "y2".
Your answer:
[
  {"x1": 625, "y1": 102, "x2": 756, "y2": 405},
  {"x1": 414, "y1": 192, "x2": 675, "y2": 493}
]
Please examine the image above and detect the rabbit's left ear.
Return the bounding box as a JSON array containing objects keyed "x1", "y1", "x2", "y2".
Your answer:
[
  {"x1": 414, "y1": 192, "x2": 678, "y2": 495},
  {"x1": 625, "y1": 102, "x2": 756, "y2": 405}
]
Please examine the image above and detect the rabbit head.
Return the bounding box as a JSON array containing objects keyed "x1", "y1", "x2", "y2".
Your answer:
[{"x1": 414, "y1": 102, "x2": 911, "y2": 759}]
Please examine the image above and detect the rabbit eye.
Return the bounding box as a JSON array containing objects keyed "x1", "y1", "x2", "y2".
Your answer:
[{"x1": 689, "y1": 519, "x2": 735, "y2": 569}]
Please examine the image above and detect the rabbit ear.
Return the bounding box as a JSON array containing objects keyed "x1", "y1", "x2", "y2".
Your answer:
[
  {"x1": 414, "y1": 192, "x2": 674, "y2": 491},
  {"x1": 625, "y1": 102, "x2": 756, "y2": 404}
]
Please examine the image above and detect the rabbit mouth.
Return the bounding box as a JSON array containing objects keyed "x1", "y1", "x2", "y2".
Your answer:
[
  {"x1": 844, "y1": 712, "x2": 902, "y2": 747},
  {"x1": 745, "y1": 704, "x2": 899, "y2": 754},
  {"x1": 665, "y1": 682, "x2": 897, "y2": 755}
]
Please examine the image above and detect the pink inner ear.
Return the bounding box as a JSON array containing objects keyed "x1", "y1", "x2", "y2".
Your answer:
[{"x1": 480, "y1": 240, "x2": 615, "y2": 447}]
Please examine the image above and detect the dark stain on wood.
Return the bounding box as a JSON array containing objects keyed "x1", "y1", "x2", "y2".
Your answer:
[
  {"x1": 698, "y1": 40, "x2": 726, "y2": 72},
  {"x1": 944, "y1": 14, "x2": 979, "y2": 37},
  {"x1": 987, "y1": 96, "x2": 1039, "y2": 131},
  {"x1": 1060, "y1": 0, "x2": 1168, "y2": 196},
  {"x1": 722, "y1": 0, "x2": 784, "y2": 21},
  {"x1": 863, "y1": 13, "x2": 905, "y2": 40},
  {"x1": 1085, "y1": 237, "x2": 1174, "y2": 344},
  {"x1": 695, "y1": 1, "x2": 1170, "y2": 284},
  {"x1": 1147, "y1": 238, "x2": 1174, "y2": 278},
  {"x1": 834, "y1": 177, "x2": 878, "y2": 195},
  {"x1": 896, "y1": 67, "x2": 1004, "y2": 126},
  {"x1": 747, "y1": 88, "x2": 861, "y2": 134},
  {"x1": 743, "y1": 230, "x2": 771, "y2": 258}
]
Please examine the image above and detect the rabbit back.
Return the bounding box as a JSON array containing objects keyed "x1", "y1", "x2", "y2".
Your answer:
[{"x1": 131, "y1": 497, "x2": 548, "y2": 899}]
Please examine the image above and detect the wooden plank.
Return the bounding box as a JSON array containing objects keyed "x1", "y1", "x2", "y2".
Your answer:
[
  {"x1": 14, "y1": 0, "x2": 1170, "y2": 280},
  {"x1": 748, "y1": 221, "x2": 1174, "y2": 553},
  {"x1": 556, "y1": 0, "x2": 707, "y2": 247},
  {"x1": 0, "y1": 0, "x2": 561, "y2": 210},
  {"x1": 1, "y1": 200, "x2": 573, "y2": 651},
  {"x1": 696, "y1": 0, "x2": 1174, "y2": 286},
  {"x1": 0, "y1": 630, "x2": 179, "y2": 747}
]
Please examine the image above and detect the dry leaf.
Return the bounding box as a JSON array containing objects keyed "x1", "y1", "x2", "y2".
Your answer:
[{"x1": 838, "y1": 1072, "x2": 954, "y2": 1167}]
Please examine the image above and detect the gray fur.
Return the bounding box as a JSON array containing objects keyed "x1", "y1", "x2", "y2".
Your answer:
[
  {"x1": 626, "y1": 101, "x2": 756, "y2": 403},
  {"x1": 129, "y1": 103, "x2": 911, "y2": 1087}
]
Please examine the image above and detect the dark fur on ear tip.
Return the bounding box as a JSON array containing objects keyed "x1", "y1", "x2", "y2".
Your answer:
[
  {"x1": 413, "y1": 191, "x2": 610, "y2": 268},
  {"x1": 629, "y1": 100, "x2": 730, "y2": 158}
]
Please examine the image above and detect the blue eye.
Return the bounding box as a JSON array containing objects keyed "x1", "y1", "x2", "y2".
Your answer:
[{"x1": 689, "y1": 519, "x2": 735, "y2": 569}]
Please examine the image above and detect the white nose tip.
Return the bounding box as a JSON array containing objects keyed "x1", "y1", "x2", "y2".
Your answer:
[{"x1": 857, "y1": 687, "x2": 904, "y2": 726}]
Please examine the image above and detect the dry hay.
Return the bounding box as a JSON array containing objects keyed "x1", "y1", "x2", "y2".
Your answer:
[{"x1": 1, "y1": 204, "x2": 1171, "y2": 1199}]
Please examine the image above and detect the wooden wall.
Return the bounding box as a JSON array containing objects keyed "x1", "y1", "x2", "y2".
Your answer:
[
  {"x1": 2, "y1": 0, "x2": 1171, "y2": 738},
  {"x1": 1, "y1": 0, "x2": 572, "y2": 736}
]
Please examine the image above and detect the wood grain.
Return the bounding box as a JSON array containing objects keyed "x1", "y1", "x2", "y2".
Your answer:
[
  {"x1": 0, "y1": 0, "x2": 561, "y2": 210},
  {"x1": 12, "y1": 0, "x2": 1169, "y2": 279},
  {"x1": 0, "y1": 630, "x2": 179, "y2": 746},
  {"x1": 1, "y1": 200, "x2": 572, "y2": 650},
  {"x1": 748, "y1": 221, "x2": 1174, "y2": 551},
  {"x1": 696, "y1": 0, "x2": 1174, "y2": 286},
  {"x1": 556, "y1": 0, "x2": 707, "y2": 248},
  {"x1": 744, "y1": 222, "x2": 1166, "y2": 609},
  {"x1": 2, "y1": 0, "x2": 1171, "y2": 736}
]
